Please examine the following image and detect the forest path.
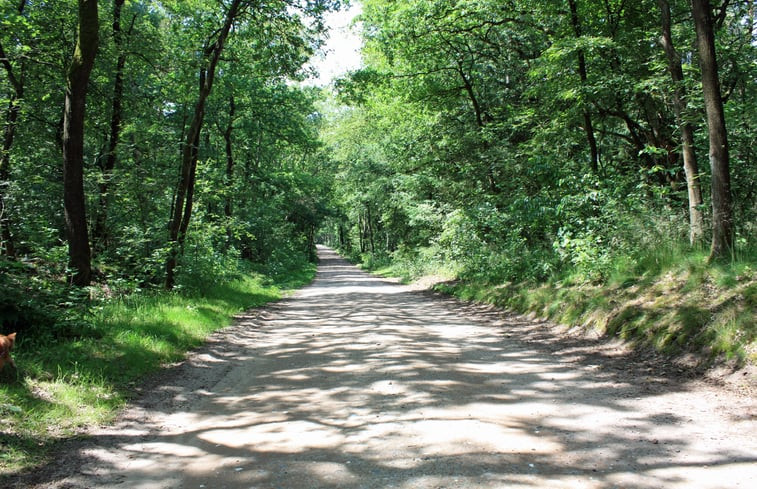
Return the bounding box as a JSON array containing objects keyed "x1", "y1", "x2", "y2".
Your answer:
[{"x1": 19, "y1": 246, "x2": 756, "y2": 489}]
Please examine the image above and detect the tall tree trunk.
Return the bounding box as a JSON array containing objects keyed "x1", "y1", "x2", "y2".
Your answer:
[
  {"x1": 166, "y1": 0, "x2": 243, "y2": 289},
  {"x1": 93, "y1": 0, "x2": 127, "y2": 253},
  {"x1": 659, "y1": 0, "x2": 705, "y2": 246},
  {"x1": 178, "y1": 128, "x2": 201, "y2": 239},
  {"x1": 366, "y1": 205, "x2": 375, "y2": 254},
  {"x1": 569, "y1": 0, "x2": 600, "y2": 173},
  {"x1": 0, "y1": 95, "x2": 19, "y2": 258},
  {"x1": 691, "y1": 0, "x2": 734, "y2": 260},
  {"x1": 358, "y1": 213, "x2": 365, "y2": 253},
  {"x1": 62, "y1": 0, "x2": 98, "y2": 286},
  {"x1": 222, "y1": 94, "x2": 236, "y2": 249},
  {"x1": 456, "y1": 62, "x2": 484, "y2": 129},
  {"x1": 0, "y1": 1, "x2": 27, "y2": 257},
  {"x1": 307, "y1": 225, "x2": 316, "y2": 261},
  {"x1": 0, "y1": 67, "x2": 21, "y2": 259},
  {"x1": 455, "y1": 61, "x2": 500, "y2": 193},
  {"x1": 223, "y1": 93, "x2": 235, "y2": 219}
]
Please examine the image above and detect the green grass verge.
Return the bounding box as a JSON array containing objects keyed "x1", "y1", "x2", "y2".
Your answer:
[
  {"x1": 434, "y1": 252, "x2": 756, "y2": 366},
  {"x1": 0, "y1": 262, "x2": 316, "y2": 476}
]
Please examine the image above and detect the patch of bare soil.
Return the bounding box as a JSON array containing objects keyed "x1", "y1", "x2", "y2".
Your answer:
[{"x1": 6, "y1": 246, "x2": 756, "y2": 489}]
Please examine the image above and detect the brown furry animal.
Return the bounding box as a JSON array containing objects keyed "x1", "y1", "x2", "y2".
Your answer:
[{"x1": 0, "y1": 332, "x2": 17, "y2": 370}]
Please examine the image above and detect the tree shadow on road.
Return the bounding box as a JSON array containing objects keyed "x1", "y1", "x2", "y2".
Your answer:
[{"x1": 6, "y1": 249, "x2": 756, "y2": 488}]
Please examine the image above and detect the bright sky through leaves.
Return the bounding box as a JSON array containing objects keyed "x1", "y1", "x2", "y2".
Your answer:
[{"x1": 306, "y1": 2, "x2": 362, "y2": 86}]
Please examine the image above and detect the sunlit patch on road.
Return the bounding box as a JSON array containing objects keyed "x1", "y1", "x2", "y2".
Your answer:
[{"x1": 50, "y1": 247, "x2": 757, "y2": 489}]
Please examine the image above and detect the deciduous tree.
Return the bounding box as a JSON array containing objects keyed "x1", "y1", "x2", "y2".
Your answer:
[
  {"x1": 691, "y1": 0, "x2": 733, "y2": 260},
  {"x1": 658, "y1": 0, "x2": 704, "y2": 246},
  {"x1": 62, "y1": 0, "x2": 98, "y2": 286}
]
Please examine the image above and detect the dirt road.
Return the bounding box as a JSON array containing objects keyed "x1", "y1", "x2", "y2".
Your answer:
[{"x1": 16, "y1": 246, "x2": 756, "y2": 488}]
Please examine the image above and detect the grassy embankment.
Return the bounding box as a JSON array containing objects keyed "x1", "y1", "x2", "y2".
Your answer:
[
  {"x1": 0, "y1": 261, "x2": 315, "y2": 476},
  {"x1": 365, "y1": 245, "x2": 757, "y2": 367}
]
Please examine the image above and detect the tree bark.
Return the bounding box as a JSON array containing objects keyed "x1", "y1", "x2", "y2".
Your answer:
[
  {"x1": 691, "y1": 0, "x2": 733, "y2": 260},
  {"x1": 0, "y1": 58, "x2": 22, "y2": 258},
  {"x1": 0, "y1": 1, "x2": 27, "y2": 258},
  {"x1": 166, "y1": 0, "x2": 243, "y2": 289},
  {"x1": 454, "y1": 61, "x2": 500, "y2": 193},
  {"x1": 358, "y1": 213, "x2": 366, "y2": 253},
  {"x1": 93, "y1": 0, "x2": 127, "y2": 253},
  {"x1": 658, "y1": 0, "x2": 704, "y2": 246},
  {"x1": 62, "y1": 0, "x2": 98, "y2": 286},
  {"x1": 0, "y1": 94, "x2": 19, "y2": 258},
  {"x1": 366, "y1": 205, "x2": 375, "y2": 254},
  {"x1": 178, "y1": 128, "x2": 201, "y2": 240},
  {"x1": 568, "y1": 0, "x2": 600, "y2": 174},
  {"x1": 223, "y1": 93, "x2": 235, "y2": 219},
  {"x1": 456, "y1": 62, "x2": 484, "y2": 129}
]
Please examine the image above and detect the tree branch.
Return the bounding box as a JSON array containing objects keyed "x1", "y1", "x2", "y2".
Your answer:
[{"x1": 0, "y1": 42, "x2": 22, "y2": 94}]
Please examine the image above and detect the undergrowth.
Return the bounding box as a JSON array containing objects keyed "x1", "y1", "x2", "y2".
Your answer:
[{"x1": 0, "y1": 259, "x2": 316, "y2": 476}]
